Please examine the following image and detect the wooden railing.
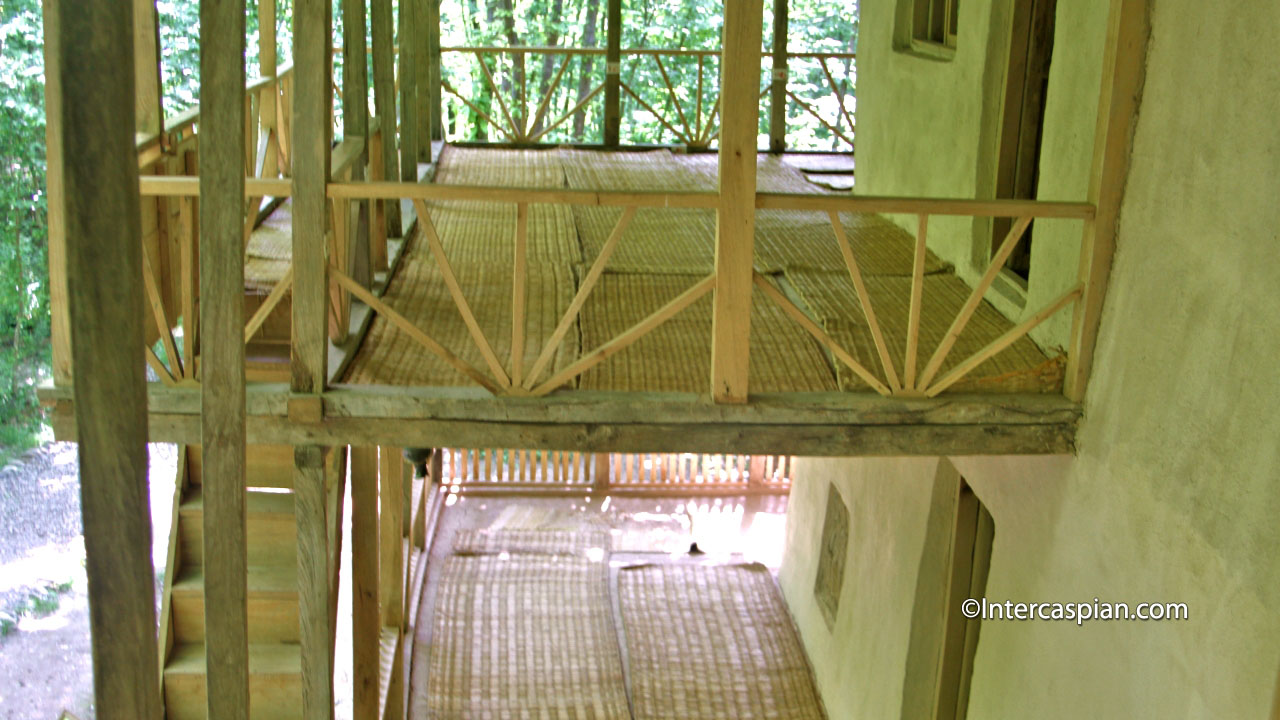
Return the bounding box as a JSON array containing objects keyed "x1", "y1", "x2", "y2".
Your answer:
[
  {"x1": 437, "y1": 46, "x2": 855, "y2": 150},
  {"x1": 129, "y1": 63, "x2": 387, "y2": 385},
  {"x1": 440, "y1": 448, "x2": 794, "y2": 494}
]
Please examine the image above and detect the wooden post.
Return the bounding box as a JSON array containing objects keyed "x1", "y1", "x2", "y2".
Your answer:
[
  {"x1": 293, "y1": 0, "x2": 332, "y2": 395},
  {"x1": 428, "y1": 0, "x2": 443, "y2": 142},
  {"x1": 1063, "y1": 0, "x2": 1148, "y2": 401},
  {"x1": 414, "y1": 0, "x2": 433, "y2": 161},
  {"x1": 342, "y1": 0, "x2": 370, "y2": 286},
  {"x1": 398, "y1": 0, "x2": 418, "y2": 183},
  {"x1": 371, "y1": 0, "x2": 402, "y2": 234},
  {"x1": 379, "y1": 447, "x2": 405, "y2": 629},
  {"x1": 133, "y1": 0, "x2": 163, "y2": 138},
  {"x1": 710, "y1": 0, "x2": 763, "y2": 403},
  {"x1": 199, "y1": 0, "x2": 250, "y2": 715},
  {"x1": 351, "y1": 446, "x2": 380, "y2": 720},
  {"x1": 767, "y1": 0, "x2": 788, "y2": 153},
  {"x1": 603, "y1": 0, "x2": 622, "y2": 146},
  {"x1": 41, "y1": 0, "x2": 71, "y2": 386},
  {"x1": 295, "y1": 446, "x2": 333, "y2": 720},
  {"x1": 58, "y1": 1, "x2": 161, "y2": 716},
  {"x1": 259, "y1": 0, "x2": 277, "y2": 122}
]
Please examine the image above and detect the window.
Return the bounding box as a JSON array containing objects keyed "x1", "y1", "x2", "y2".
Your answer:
[
  {"x1": 896, "y1": 0, "x2": 960, "y2": 59},
  {"x1": 916, "y1": 0, "x2": 960, "y2": 49}
]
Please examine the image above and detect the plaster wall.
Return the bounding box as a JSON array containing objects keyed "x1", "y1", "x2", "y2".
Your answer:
[{"x1": 781, "y1": 0, "x2": 1280, "y2": 717}]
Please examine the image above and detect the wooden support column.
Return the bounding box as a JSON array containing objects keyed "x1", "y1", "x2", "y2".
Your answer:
[
  {"x1": 350, "y1": 447, "x2": 381, "y2": 720},
  {"x1": 397, "y1": 0, "x2": 419, "y2": 182},
  {"x1": 710, "y1": 0, "x2": 763, "y2": 403},
  {"x1": 428, "y1": 0, "x2": 443, "y2": 142},
  {"x1": 58, "y1": 0, "x2": 161, "y2": 716},
  {"x1": 415, "y1": 0, "x2": 433, "y2": 161},
  {"x1": 260, "y1": 0, "x2": 277, "y2": 123},
  {"x1": 370, "y1": 0, "x2": 402, "y2": 234},
  {"x1": 603, "y1": 0, "x2": 621, "y2": 146},
  {"x1": 200, "y1": 0, "x2": 250, "y2": 715},
  {"x1": 379, "y1": 447, "x2": 405, "y2": 630},
  {"x1": 342, "y1": 0, "x2": 370, "y2": 286},
  {"x1": 133, "y1": 0, "x2": 163, "y2": 138},
  {"x1": 41, "y1": 0, "x2": 71, "y2": 386},
  {"x1": 767, "y1": 0, "x2": 789, "y2": 153},
  {"x1": 293, "y1": 0, "x2": 332, "y2": 394},
  {"x1": 295, "y1": 446, "x2": 333, "y2": 719},
  {"x1": 1063, "y1": 0, "x2": 1149, "y2": 401}
]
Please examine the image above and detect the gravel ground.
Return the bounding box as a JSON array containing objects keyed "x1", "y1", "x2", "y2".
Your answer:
[{"x1": 0, "y1": 441, "x2": 177, "y2": 720}]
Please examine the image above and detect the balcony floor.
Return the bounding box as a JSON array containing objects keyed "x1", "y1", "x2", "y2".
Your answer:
[{"x1": 338, "y1": 147, "x2": 1061, "y2": 395}]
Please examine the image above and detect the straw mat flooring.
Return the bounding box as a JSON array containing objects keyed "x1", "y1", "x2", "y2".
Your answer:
[
  {"x1": 619, "y1": 563, "x2": 826, "y2": 720},
  {"x1": 426, "y1": 530, "x2": 630, "y2": 719}
]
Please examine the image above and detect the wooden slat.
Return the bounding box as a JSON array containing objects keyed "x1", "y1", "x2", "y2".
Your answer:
[
  {"x1": 525, "y1": 206, "x2": 636, "y2": 387},
  {"x1": 917, "y1": 217, "x2": 1032, "y2": 390},
  {"x1": 768, "y1": 0, "x2": 789, "y2": 152},
  {"x1": 1064, "y1": 0, "x2": 1149, "y2": 401},
  {"x1": 397, "y1": 0, "x2": 418, "y2": 180},
  {"x1": 197, "y1": 0, "x2": 249, "y2": 715},
  {"x1": 132, "y1": 0, "x2": 163, "y2": 137},
  {"x1": 710, "y1": 0, "x2": 763, "y2": 403},
  {"x1": 476, "y1": 53, "x2": 521, "y2": 141},
  {"x1": 350, "y1": 446, "x2": 380, "y2": 720},
  {"x1": 532, "y1": 274, "x2": 716, "y2": 396},
  {"x1": 527, "y1": 54, "x2": 573, "y2": 138},
  {"x1": 903, "y1": 214, "x2": 928, "y2": 391},
  {"x1": 295, "y1": 446, "x2": 333, "y2": 719},
  {"x1": 751, "y1": 272, "x2": 892, "y2": 396},
  {"x1": 244, "y1": 267, "x2": 294, "y2": 343},
  {"x1": 653, "y1": 55, "x2": 694, "y2": 141},
  {"x1": 331, "y1": 268, "x2": 501, "y2": 393},
  {"x1": 59, "y1": 6, "x2": 161, "y2": 715},
  {"x1": 178, "y1": 191, "x2": 197, "y2": 372},
  {"x1": 379, "y1": 446, "x2": 405, "y2": 628},
  {"x1": 926, "y1": 285, "x2": 1083, "y2": 398},
  {"x1": 414, "y1": 199, "x2": 511, "y2": 387},
  {"x1": 292, "y1": 0, "x2": 332, "y2": 394},
  {"x1": 526, "y1": 83, "x2": 605, "y2": 143},
  {"x1": 830, "y1": 211, "x2": 901, "y2": 391}
]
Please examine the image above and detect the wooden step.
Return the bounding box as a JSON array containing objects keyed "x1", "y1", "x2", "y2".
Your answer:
[
  {"x1": 171, "y1": 563, "x2": 299, "y2": 644},
  {"x1": 188, "y1": 444, "x2": 296, "y2": 489},
  {"x1": 178, "y1": 488, "x2": 297, "y2": 567},
  {"x1": 163, "y1": 642, "x2": 302, "y2": 720}
]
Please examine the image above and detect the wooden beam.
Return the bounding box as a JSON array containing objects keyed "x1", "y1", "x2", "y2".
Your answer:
[
  {"x1": 199, "y1": 0, "x2": 249, "y2": 714},
  {"x1": 350, "y1": 446, "x2": 381, "y2": 720},
  {"x1": 58, "y1": 0, "x2": 161, "y2": 715},
  {"x1": 133, "y1": 0, "x2": 163, "y2": 137},
  {"x1": 370, "y1": 0, "x2": 402, "y2": 234},
  {"x1": 341, "y1": 0, "x2": 368, "y2": 145},
  {"x1": 379, "y1": 447, "x2": 404, "y2": 628},
  {"x1": 293, "y1": 0, "x2": 332, "y2": 395},
  {"x1": 768, "y1": 0, "x2": 789, "y2": 153},
  {"x1": 1063, "y1": 0, "x2": 1149, "y2": 401},
  {"x1": 397, "y1": 0, "x2": 419, "y2": 182},
  {"x1": 295, "y1": 445, "x2": 333, "y2": 720},
  {"x1": 414, "y1": 0, "x2": 433, "y2": 159},
  {"x1": 41, "y1": 0, "x2": 71, "y2": 385},
  {"x1": 710, "y1": 0, "x2": 763, "y2": 403},
  {"x1": 427, "y1": 0, "x2": 443, "y2": 141},
  {"x1": 603, "y1": 0, "x2": 621, "y2": 146}
]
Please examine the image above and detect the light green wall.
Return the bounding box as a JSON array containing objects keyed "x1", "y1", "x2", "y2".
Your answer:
[
  {"x1": 782, "y1": 0, "x2": 1280, "y2": 717},
  {"x1": 854, "y1": 0, "x2": 1108, "y2": 349}
]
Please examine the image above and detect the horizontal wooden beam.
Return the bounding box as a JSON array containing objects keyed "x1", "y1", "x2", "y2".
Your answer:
[
  {"x1": 41, "y1": 383, "x2": 1080, "y2": 456},
  {"x1": 136, "y1": 176, "x2": 1095, "y2": 219}
]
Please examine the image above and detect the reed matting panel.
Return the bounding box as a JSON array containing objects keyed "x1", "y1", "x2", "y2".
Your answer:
[
  {"x1": 453, "y1": 528, "x2": 612, "y2": 556},
  {"x1": 426, "y1": 552, "x2": 630, "y2": 719},
  {"x1": 245, "y1": 199, "x2": 292, "y2": 290},
  {"x1": 342, "y1": 248, "x2": 579, "y2": 387},
  {"x1": 619, "y1": 563, "x2": 826, "y2": 720},
  {"x1": 784, "y1": 269, "x2": 1063, "y2": 393},
  {"x1": 577, "y1": 273, "x2": 837, "y2": 393}
]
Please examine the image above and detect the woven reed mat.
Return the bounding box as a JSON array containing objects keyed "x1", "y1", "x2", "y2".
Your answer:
[
  {"x1": 562, "y1": 149, "x2": 718, "y2": 274},
  {"x1": 780, "y1": 153, "x2": 855, "y2": 174},
  {"x1": 578, "y1": 273, "x2": 837, "y2": 392},
  {"x1": 678, "y1": 152, "x2": 829, "y2": 195},
  {"x1": 784, "y1": 269, "x2": 1064, "y2": 393},
  {"x1": 342, "y1": 248, "x2": 580, "y2": 387},
  {"x1": 453, "y1": 528, "x2": 613, "y2": 556},
  {"x1": 426, "y1": 552, "x2": 631, "y2": 719},
  {"x1": 619, "y1": 563, "x2": 826, "y2": 720},
  {"x1": 245, "y1": 199, "x2": 293, "y2": 290},
  {"x1": 806, "y1": 173, "x2": 855, "y2": 191},
  {"x1": 436, "y1": 146, "x2": 567, "y2": 188}
]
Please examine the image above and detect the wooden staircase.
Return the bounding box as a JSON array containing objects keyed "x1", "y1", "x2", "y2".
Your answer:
[{"x1": 157, "y1": 444, "x2": 345, "y2": 720}]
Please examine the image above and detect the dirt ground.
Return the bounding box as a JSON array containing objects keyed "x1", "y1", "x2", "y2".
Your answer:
[{"x1": 0, "y1": 441, "x2": 176, "y2": 720}]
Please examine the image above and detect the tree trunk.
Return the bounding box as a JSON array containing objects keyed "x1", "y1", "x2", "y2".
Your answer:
[
  {"x1": 571, "y1": 0, "x2": 600, "y2": 140},
  {"x1": 528, "y1": 0, "x2": 565, "y2": 138}
]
